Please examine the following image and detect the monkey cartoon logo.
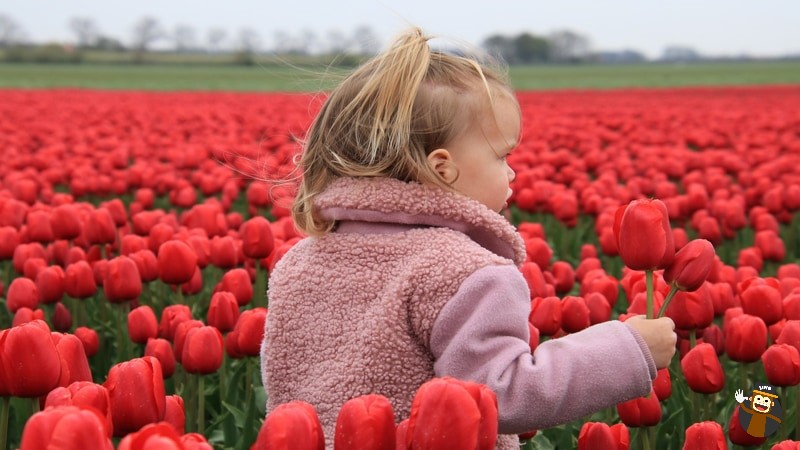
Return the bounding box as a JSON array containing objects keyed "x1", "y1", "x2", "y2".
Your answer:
[{"x1": 735, "y1": 383, "x2": 783, "y2": 437}]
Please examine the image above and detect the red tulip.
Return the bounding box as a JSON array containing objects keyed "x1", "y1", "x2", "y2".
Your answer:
[
  {"x1": 762, "y1": 344, "x2": 800, "y2": 387},
  {"x1": 334, "y1": 394, "x2": 395, "y2": 450},
  {"x1": 682, "y1": 421, "x2": 726, "y2": 450},
  {"x1": 234, "y1": 307, "x2": 268, "y2": 356},
  {"x1": 616, "y1": 389, "x2": 661, "y2": 427},
  {"x1": 240, "y1": 216, "x2": 275, "y2": 259},
  {"x1": 145, "y1": 338, "x2": 176, "y2": 378},
  {"x1": 20, "y1": 405, "x2": 113, "y2": 450},
  {"x1": 529, "y1": 296, "x2": 562, "y2": 336},
  {"x1": 65, "y1": 261, "x2": 97, "y2": 299},
  {"x1": 527, "y1": 322, "x2": 539, "y2": 353},
  {"x1": 561, "y1": 296, "x2": 591, "y2": 333},
  {"x1": 0, "y1": 320, "x2": 61, "y2": 397},
  {"x1": 406, "y1": 377, "x2": 498, "y2": 450},
  {"x1": 103, "y1": 256, "x2": 142, "y2": 303},
  {"x1": 664, "y1": 284, "x2": 714, "y2": 330},
  {"x1": 53, "y1": 332, "x2": 93, "y2": 387},
  {"x1": 128, "y1": 305, "x2": 159, "y2": 344},
  {"x1": 681, "y1": 343, "x2": 725, "y2": 393},
  {"x1": 12, "y1": 307, "x2": 46, "y2": 327},
  {"x1": 209, "y1": 235, "x2": 238, "y2": 269},
  {"x1": 13, "y1": 242, "x2": 47, "y2": 274},
  {"x1": 653, "y1": 368, "x2": 671, "y2": 401},
  {"x1": 44, "y1": 381, "x2": 113, "y2": 436},
  {"x1": 585, "y1": 291, "x2": 612, "y2": 324},
  {"x1": 158, "y1": 304, "x2": 193, "y2": 341},
  {"x1": 0, "y1": 226, "x2": 21, "y2": 260},
  {"x1": 207, "y1": 291, "x2": 240, "y2": 333},
  {"x1": 164, "y1": 395, "x2": 186, "y2": 435},
  {"x1": 521, "y1": 262, "x2": 553, "y2": 298},
  {"x1": 121, "y1": 251, "x2": 156, "y2": 285},
  {"x1": 104, "y1": 356, "x2": 167, "y2": 436},
  {"x1": 6, "y1": 276, "x2": 39, "y2": 312},
  {"x1": 772, "y1": 441, "x2": 800, "y2": 450},
  {"x1": 613, "y1": 199, "x2": 674, "y2": 271},
  {"x1": 173, "y1": 320, "x2": 204, "y2": 364},
  {"x1": 100, "y1": 199, "x2": 128, "y2": 227},
  {"x1": 53, "y1": 302, "x2": 72, "y2": 333},
  {"x1": 85, "y1": 208, "x2": 117, "y2": 245},
  {"x1": 51, "y1": 204, "x2": 83, "y2": 241},
  {"x1": 755, "y1": 230, "x2": 786, "y2": 262},
  {"x1": 254, "y1": 401, "x2": 324, "y2": 450},
  {"x1": 218, "y1": 268, "x2": 253, "y2": 306},
  {"x1": 525, "y1": 237, "x2": 553, "y2": 271},
  {"x1": 36, "y1": 265, "x2": 65, "y2": 304},
  {"x1": 181, "y1": 326, "x2": 224, "y2": 374},
  {"x1": 737, "y1": 247, "x2": 764, "y2": 273},
  {"x1": 550, "y1": 261, "x2": 575, "y2": 294},
  {"x1": 158, "y1": 239, "x2": 198, "y2": 285},
  {"x1": 26, "y1": 210, "x2": 54, "y2": 243},
  {"x1": 184, "y1": 203, "x2": 228, "y2": 238},
  {"x1": 73, "y1": 326, "x2": 99, "y2": 357},
  {"x1": 577, "y1": 422, "x2": 618, "y2": 450},
  {"x1": 740, "y1": 279, "x2": 783, "y2": 326},
  {"x1": 725, "y1": 314, "x2": 768, "y2": 363},
  {"x1": 180, "y1": 265, "x2": 203, "y2": 295},
  {"x1": 663, "y1": 239, "x2": 715, "y2": 291},
  {"x1": 117, "y1": 422, "x2": 183, "y2": 450},
  {"x1": 120, "y1": 234, "x2": 148, "y2": 256}
]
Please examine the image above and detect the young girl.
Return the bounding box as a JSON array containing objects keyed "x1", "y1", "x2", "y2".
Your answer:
[{"x1": 261, "y1": 27, "x2": 676, "y2": 449}]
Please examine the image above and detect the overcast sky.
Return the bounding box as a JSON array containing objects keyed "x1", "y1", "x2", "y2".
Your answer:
[{"x1": 5, "y1": 0, "x2": 799, "y2": 59}]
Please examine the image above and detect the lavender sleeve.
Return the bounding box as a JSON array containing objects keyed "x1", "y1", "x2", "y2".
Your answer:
[{"x1": 430, "y1": 265, "x2": 657, "y2": 434}]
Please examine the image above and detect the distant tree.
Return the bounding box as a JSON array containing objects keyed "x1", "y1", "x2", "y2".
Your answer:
[
  {"x1": 69, "y1": 17, "x2": 99, "y2": 48},
  {"x1": 0, "y1": 13, "x2": 26, "y2": 48},
  {"x1": 325, "y1": 29, "x2": 351, "y2": 54},
  {"x1": 352, "y1": 25, "x2": 380, "y2": 55},
  {"x1": 513, "y1": 32, "x2": 550, "y2": 63},
  {"x1": 548, "y1": 29, "x2": 591, "y2": 62},
  {"x1": 131, "y1": 16, "x2": 164, "y2": 53},
  {"x1": 172, "y1": 24, "x2": 197, "y2": 52},
  {"x1": 94, "y1": 35, "x2": 126, "y2": 51},
  {"x1": 206, "y1": 28, "x2": 227, "y2": 53},
  {"x1": 661, "y1": 45, "x2": 702, "y2": 62},
  {"x1": 483, "y1": 34, "x2": 517, "y2": 63},
  {"x1": 234, "y1": 28, "x2": 261, "y2": 64}
]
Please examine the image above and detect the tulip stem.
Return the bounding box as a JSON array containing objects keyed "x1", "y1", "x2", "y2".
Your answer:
[
  {"x1": 244, "y1": 358, "x2": 254, "y2": 414},
  {"x1": 656, "y1": 285, "x2": 679, "y2": 318},
  {"x1": 796, "y1": 384, "x2": 799, "y2": 440},
  {"x1": 645, "y1": 270, "x2": 654, "y2": 319},
  {"x1": 689, "y1": 329, "x2": 697, "y2": 349},
  {"x1": 0, "y1": 396, "x2": 9, "y2": 450},
  {"x1": 639, "y1": 427, "x2": 652, "y2": 449},
  {"x1": 197, "y1": 375, "x2": 205, "y2": 435}
]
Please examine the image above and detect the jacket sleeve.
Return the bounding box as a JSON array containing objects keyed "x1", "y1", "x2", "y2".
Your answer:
[{"x1": 430, "y1": 264, "x2": 656, "y2": 434}]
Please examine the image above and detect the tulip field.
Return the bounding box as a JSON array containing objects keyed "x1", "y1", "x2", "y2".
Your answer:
[{"x1": 0, "y1": 82, "x2": 799, "y2": 450}]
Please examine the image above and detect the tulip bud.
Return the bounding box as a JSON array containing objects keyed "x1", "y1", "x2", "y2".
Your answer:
[
  {"x1": 740, "y1": 278, "x2": 783, "y2": 326},
  {"x1": 653, "y1": 368, "x2": 672, "y2": 401},
  {"x1": 663, "y1": 239, "x2": 715, "y2": 291},
  {"x1": 6, "y1": 277, "x2": 39, "y2": 313},
  {"x1": 158, "y1": 239, "x2": 198, "y2": 285},
  {"x1": 145, "y1": 338, "x2": 176, "y2": 378},
  {"x1": 240, "y1": 216, "x2": 275, "y2": 259},
  {"x1": 616, "y1": 389, "x2": 661, "y2": 427},
  {"x1": 117, "y1": 422, "x2": 183, "y2": 450},
  {"x1": 85, "y1": 208, "x2": 117, "y2": 245},
  {"x1": 254, "y1": 401, "x2": 324, "y2": 450},
  {"x1": 207, "y1": 291, "x2": 240, "y2": 333},
  {"x1": 682, "y1": 421, "x2": 726, "y2": 450},
  {"x1": 664, "y1": 284, "x2": 714, "y2": 331},
  {"x1": 762, "y1": 344, "x2": 800, "y2": 387},
  {"x1": 73, "y1": 326, "x2": 99, "y2": 357},
  {"x1": 725, "y1": 314, "x2": 768, "y2": 363},
  {"x1": 234, "y1": 307, "x2": 268, "y2": 356},
  {"x1": 681, "y1": 343, "x2": 725, "y2": 394},
  {"x1": 104, "y1": 356, "x2": 166, "y2": 436},
  {"x1": 529, "y1": 296, "x2": 562, "y2": 336},
  {"x1": 728, "y1": 407, "x2": 766, "y2": 446},
  {"x1": 181, "y1": 326, "x2": 224, "y2": 375},
  {"x1": 20, "y1": 405, "x2": 113, "y2": 450},
  {"x1": 158, "y1": 304, "x2": 193, "y2": 341},
  {"x1": 103, "y1": 256, "x2": 142, "y2": 303},
  {"x1": 0, "y1": 320, "x2": 61, "y2": 397},
  {"x1": 128, "y1": 305, "x2": 159, "y2": 344},
  {"x1": 218, "y1": 268, "x2": 253, "y2": 306},
  {"x1": 50, "y1": 204, "x2": 83, "y2": 241},
  {"x1": 577, "y1": 422, "x2": 618, "y2": 450},
  {"x1": 561, "y1": 296, "x2": 590, "y2": 333},
  {"x1": 64, "y1": 261, "x2": 97, "y2": 299},
  {"x1": 334, "y1": 394, "x2": 395, "y2": 450},
  {"x1": 53, "y1": 332, "x2": 93, "y2": 387},
  {"x1": 406, "y1": 377, "x2": 498, "y2": 450},
  {"x1": 613, "y1": 199, "x2": 675, "y2": 271},
  {"x1": 44, "y1": 381, "x2": 113, "y2": 436},
  {"x1": 164, "y1": 394, "x2": 186, "y2": 435}
]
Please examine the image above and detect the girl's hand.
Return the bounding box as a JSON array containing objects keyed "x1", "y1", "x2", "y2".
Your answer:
[{"x1": 626, "y1": 315, "x2": 677, "y2": 369}]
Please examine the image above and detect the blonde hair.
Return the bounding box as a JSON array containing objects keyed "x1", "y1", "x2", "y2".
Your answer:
[{"x1": 293, "y1": 27, "x2": 514, "y2": 236}]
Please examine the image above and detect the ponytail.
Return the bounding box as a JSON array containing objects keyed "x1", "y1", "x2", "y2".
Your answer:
[{"x1": 292, "y1": 27, "x2": 512, "y2": 236}]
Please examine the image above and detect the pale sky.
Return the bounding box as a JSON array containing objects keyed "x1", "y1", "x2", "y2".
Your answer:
[{"x1": 4, "y1": 0, "x2": 799, "y2": 59}]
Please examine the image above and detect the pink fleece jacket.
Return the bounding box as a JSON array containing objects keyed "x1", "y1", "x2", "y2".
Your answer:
[{"x1": 260, "y1": 176, "x2": 656, "y2": 450}]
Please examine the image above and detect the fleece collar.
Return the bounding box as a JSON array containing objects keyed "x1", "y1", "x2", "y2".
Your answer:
[{"x1": 315, "y1": 177, "x2": 526, "y2": 266}]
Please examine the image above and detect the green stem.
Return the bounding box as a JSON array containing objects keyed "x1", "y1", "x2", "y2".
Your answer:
[
  {"x1": 646, "y1": 270, "x2": 654, "y2": 319},
  {"x1": 657, "y1": 285, "x2": 680, "y2": 318},
  {"x1": 640, "y1": 427, "x2": 652, "y2": 450},
  {"x1": 649, "y1": 425, "x2": 656, "y2": 450},
  {"x1": 244, "y1": 358, "x2": 254, "y2": 414},
  {"x1": 0, "y1": 397, "x2": 9, "y2": 450},
  {"x1": 115, "y1": 302, "x2": 131, "y2": 361},
  {"x1": 689, "y1": 329, "x2": 697, "y2": 349},
  {"x1": 197, "y1": 376, "x2": 205, "y2": 435}
]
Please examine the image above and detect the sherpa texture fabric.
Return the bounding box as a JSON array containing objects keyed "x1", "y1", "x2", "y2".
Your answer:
[{"x1": 261, "y1": 176, "x2": 654, "y2": 450}]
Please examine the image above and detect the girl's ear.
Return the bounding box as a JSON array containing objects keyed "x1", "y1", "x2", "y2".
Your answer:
[{"x1": 427, "y1": 148, "x2": 458, "y2": 183}]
